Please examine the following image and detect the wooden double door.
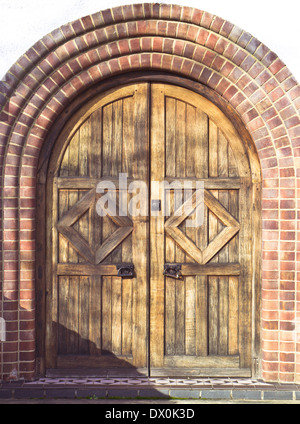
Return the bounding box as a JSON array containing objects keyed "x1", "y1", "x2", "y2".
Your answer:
[{"x1": 45, "y1": 82, "x2": 254, "y2": 377}]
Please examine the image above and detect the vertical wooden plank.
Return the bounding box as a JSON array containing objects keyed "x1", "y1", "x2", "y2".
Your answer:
[
  {"x1": 228, "y1": 193, "x2": 239, "y2": 355},
  {"x1": 58, "y1": 178, "x2": 70, "y2": 354},
  {"x1": 165, "y1": 193, "x2": 176, "y2": 355},
  {"x1": 78, "y1": 277, "x2": 89, "y2": 354},
  {"x1": 78, "y1": 119, "x2": 90, "y2": 258},
  {"x1": 67, "y1": 133, "x2": 79, "y2": 265},
  {"x1": 185, "y1": 104, "x2": 196, "y2": 356},
  {"x1": 101, "y1": 103, "x2": 113, "y2": 354},
  {"x1": 121, "y1": 279, "x2": 133, "y2": 356},
  {"x1": 228, "y1": 144, "x2": 239, "y2": 178},
  {"x1": 131, "y1": 84, "x2": 149, "y2": 368},
  {"x1": 165, "y1": 97, "x2": 176, "y2": 356},
  {"x1": 195, "y1": 109, "x2": 209, "y2": 357},
  {"x1": 239, "y1": 177, "x2": 253, "y2": 368},
  {"x1": 66, "y1": 277, "x2": 79, "y2": 353},
  {"x1": 67, "y1": 132, "x2": 80, "y2": 353},
  {"x1": 121, "y1": 96, "x2": 134, "y2": 357},
  {"x1": 112, "y1": 100, "x2": 123, "y2": 177},
  {"x1": 253, "y1": 182, "x2": 262, "y2": 372},
  {"x1": 110, "y1": 101, "x2": 123, "y2": 264},
  {"x1": 89, "y1": 273, "x2": 102, "y2": 356},
  {"x1": 78, "y1": 119, "x2": 90, "y2": 354},
  {"x1": 150, "y1": 84, "x2": 166, "y2": 369},
  {"x1": 174, "y1": 99, "x2": 186, "y2": 355},
  {"x1": 45, "y1": 175, "x2": 59, "y2": 367},
  {"x1": 208, "y1": 120, "x2": 219, "y2": 355},
  {"x1": 228, "y1": 142, "x2": 239, "y2": 355},
  {"x1": 109, "y1": 100, "x2": 123, "y2": 355},
  {"x1": 217, "y1": 131, "x2": 229, "y2": 355},
  {"x1": 102, "y1": 278, "x2": 112, "y2": 353},
  {"x1": 112, "y1": 277, "x2": 122, "y2": 355},
  {"x1": 196, "y1": 204, "x2": 209, "y2": 356},
  {"x1": 58, "y1": 277, "x2": 69, "y2": 354},
  {"x1": 58, "y1": 143, "x2": 70, "y2": 359},
  {"x1": 90, "y1": 108, "x2": 102, "y2": 180},
  {"x1": 185, "y1": 275, "x2": 196, "y2": 356},
  {"x1": 79, "y1": 119, "x2": 89, "y2": 177},
  {"x1": 58, "y1": 145, "x2": 69, "y2": 265},
  {"x1": 89, "y1": 111, "x2": 102, "y2": 356}
]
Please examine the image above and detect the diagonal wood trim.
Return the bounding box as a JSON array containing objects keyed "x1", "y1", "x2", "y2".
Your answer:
[
  {"x1": 57, "y1": 188, "x2": 95, "y2": 227},
  {"x1": 96, "y1": 193, "x2": 133, "y2": 227},
  {"x1": 95, "y1": 226, "x2": 133, "y2": 264},
  {"x1": 108, "y1": 214, "x2": 133, "y2": 228},
  {"x1": 165, "y1": 189, "x2": 203, "y2": 229},
  {"x1": 204, "y1": 190, "x2": 240, "y2": 227},
  {"x1": 57, "y1": 225, "x2": 95, "y2": 263},
  {"x1": 165, "y1": 227, "x2": 203, "y2": 263},
  {"x1": 202, "y1": 226, "x2": 240, "y2": 264}
]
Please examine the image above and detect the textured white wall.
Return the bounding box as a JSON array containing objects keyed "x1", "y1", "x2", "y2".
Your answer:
[{"x1": 0, "y1": 0, "x2": 299, "y2": 82}]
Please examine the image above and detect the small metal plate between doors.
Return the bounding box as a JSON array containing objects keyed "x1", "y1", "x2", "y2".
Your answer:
[{"x1": 151, "y1": 199, "x2": 161, "y2": 212}]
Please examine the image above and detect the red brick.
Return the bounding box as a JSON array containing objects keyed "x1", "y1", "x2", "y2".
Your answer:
[
  {"x1": 220, "y1": 21, "x2": 234, "y2": 38},
  {"x1": 263, "y1": 351, "x2": 279, "y2": 361},
  {"x1": 214, "y1": 38, "x2": 229, "y2": 55},
  {"x1": 262, "y1": 361, "x2": 279, "y2": 372},
  {"x1": 159, "y1": 4, "x2": 171, "y2": 20},
  {"x1": 172, "y1": 57, "x2": 184, "y2": 73},
  {"x1": 81, "y1": 15, "x2": 94, "y2": 31},
  {"x1": 196, "y1": 28, "x2": 209, "y2": 45},
  {"x1": 199, "y1": 68, "x2": 213, "y2": 84},
  {"x1": 202, "y1": 50, "x2": 216, "y2": 67},
  {"x1": 186, "y1": 25, "x2": 199, "y2": 43},
  {"x1": 152, "y1": 54, "x2": 162, "y2": 69},
  {"x1": 181, "y1": 59, "x2": 193, "y2": 76},
  {"x1": 201, "y1": 11, "x2": 214, "y2": 29},
  {"x1": 191, "y1": 9, "x2": 203, "y2": 25},
  {"x1": 210, "y1": 16, "x2": 225, "y2": 33},
  {"x1": 280, "y1": 363, "x2": 295, "y2": 373},
  {"x1": 177, "y1": 23, "x2": 189, "y2": 40},
  {"x1": 205, "y1": 33, "x2": 219, "y2": 50}
]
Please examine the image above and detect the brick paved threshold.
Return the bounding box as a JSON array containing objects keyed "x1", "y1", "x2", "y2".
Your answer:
[{"x1": 1, "y1": 377, "x2": 300, "y2": 401}]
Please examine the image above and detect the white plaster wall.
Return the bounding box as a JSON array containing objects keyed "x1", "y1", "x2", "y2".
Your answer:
[{"x1": 0, "y1": 0, "x2": 299, "y2": 82}]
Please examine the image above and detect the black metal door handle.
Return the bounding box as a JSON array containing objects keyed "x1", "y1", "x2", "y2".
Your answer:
[
  {"x1": 116, "y1": 264, "x2": 134, "y2": 278},
  {"x1": 163, "y1": 264, "x2": 183, "y2": 280}
]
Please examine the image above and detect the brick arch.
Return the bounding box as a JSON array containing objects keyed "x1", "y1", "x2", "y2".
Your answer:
[{"x1": 0, "y1": 3, "x2": 299, "y2": 383}]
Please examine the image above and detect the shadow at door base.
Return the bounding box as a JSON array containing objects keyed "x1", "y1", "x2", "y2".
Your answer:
[
  {"x1": 44, "y1": 325, "x2": 251, "y2": 379},
  {"x1": 44, "y1": 323, "x2": 149, "y2": 378},
  {"x1": 46, "y1": 367, "x2": 149, "y2": 378}
]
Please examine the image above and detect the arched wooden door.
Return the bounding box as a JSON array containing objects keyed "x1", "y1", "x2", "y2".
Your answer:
[{"x1": 45, "y1": 82, "x2": 256, "y2": 377}]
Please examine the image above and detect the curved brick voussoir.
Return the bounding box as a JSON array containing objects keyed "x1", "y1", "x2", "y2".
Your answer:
[{"x1": 0, "y1": 4, "x2": 300, "y2": 383}]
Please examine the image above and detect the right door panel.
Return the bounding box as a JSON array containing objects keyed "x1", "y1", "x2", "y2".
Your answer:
[{"x1": 150, "y1": 84, "x2": 253, "y2": 377}]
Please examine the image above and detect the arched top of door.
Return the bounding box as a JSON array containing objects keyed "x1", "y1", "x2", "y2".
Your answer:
[{"x1": 42, "y1": 73, "x2": 261, "y2": 184}]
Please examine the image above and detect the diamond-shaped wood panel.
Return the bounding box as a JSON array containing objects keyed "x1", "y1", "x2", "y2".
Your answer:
[
  {"x1": 57, "y1": 188, "x2": 133, "y2": 264},
  {"x1": 165, "y1": 189, "x2": 240, "y2": 264}
]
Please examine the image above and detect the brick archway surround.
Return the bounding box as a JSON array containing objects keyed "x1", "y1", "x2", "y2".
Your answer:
[{"x1": 0, "y1": 3, "x2": 299, "y2": 383}]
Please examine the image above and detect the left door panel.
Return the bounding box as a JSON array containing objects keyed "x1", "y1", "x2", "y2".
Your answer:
[{"x1": 46, "y1": 84, "x2": 150, "y2": 376}]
